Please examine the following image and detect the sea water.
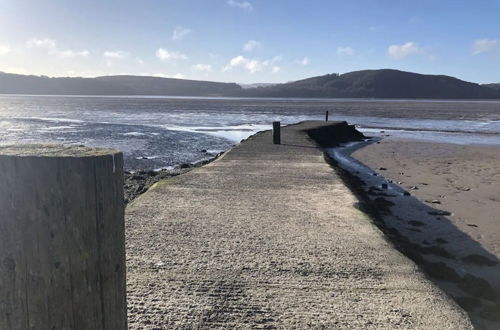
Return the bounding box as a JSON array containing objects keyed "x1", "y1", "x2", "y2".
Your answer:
[{"x1": 1, "y1": 94, "x2": 500, "y2": 170}]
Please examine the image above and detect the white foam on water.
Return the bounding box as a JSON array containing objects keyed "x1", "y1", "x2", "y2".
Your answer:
[{"x1": 123, "y1": 132, "x2": 147, "y2": 137}]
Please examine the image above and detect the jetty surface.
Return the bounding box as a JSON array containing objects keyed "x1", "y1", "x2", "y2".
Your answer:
[{"x1": 126, "y1": 121, "x2": 472, "y2": 329}]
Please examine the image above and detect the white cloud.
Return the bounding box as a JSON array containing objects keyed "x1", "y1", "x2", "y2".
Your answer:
[
  {"x1": 0, "y1": 44, "x2": 11, "y2": 55},
  {"x1": 472, "y1": 39, "x2": 499, "y2": 55},
  {"x1": 297, "y1": 57, "x2": 310, "y2": 65},
  {"x1": 136, "y1": 58, "x2": 145, "y2": 65},
  {"x1": 156, "y1": 48, "x2": 187, "y2": 61},
  {"x1": 103, "y1": 50, "x2": 128, "y2": 59},
  {"x1": 227, "y1": 0, "x2": 253, "y2": 11},
  {"x1": 27, "y1": 38, "x2": 89, "y2": 58},
  {"x1": 243, "y1": 40, "x2": 261, "y2": 52},
  {"x1": 57, "y1": 50, "x2": 90, "y2": 58},
  {"x1": 172, "y1": 73, "x2": 184, "y2": 79},
  {"x1": 192, "y1": 64, "x2": 213, "y2": 72},
  {"x1": 223, "y1": 55, "x2": 261, "y2": 73},
  {"x1": 172, "y1": 26, "x2": 191, "y2": 41},
  {"x1": 223, "y1": 55, "x2": 282, "y2": 74},
  {"x1": 337, "y1": 46, "x2": 354, "y2": 56},
  {"x1": 272, "y1": 66, "x2": 281, "y2": 74},
  {"x1": 387, "y1": 42, "x2": 421, "y2": 59},
  {"x1": 26, "y1": 38, "x2": 56, "y2": 49}
]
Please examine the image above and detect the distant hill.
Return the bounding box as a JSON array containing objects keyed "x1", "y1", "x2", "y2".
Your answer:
[
  {"x1": 483, "y1": 83, "x2": 500, "y2": 90},
  {"x1": 240, "y1": 69, "x2": 500, "y2": 99},
  {"x1": 2, "y1": 69, "x2": 500, "y2": 99},
  {"x1": 0, "y1": 72, "x2": 242, "y2": 96}
]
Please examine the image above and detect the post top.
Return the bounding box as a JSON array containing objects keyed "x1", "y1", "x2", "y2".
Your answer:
[{"x1": 0, "y1": 144, "x2": 120, "y2": 157}]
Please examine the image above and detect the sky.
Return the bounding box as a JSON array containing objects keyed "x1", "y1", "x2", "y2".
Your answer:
[{"x1": 1, "y1": 0, "x2": 500, "y2": 84}]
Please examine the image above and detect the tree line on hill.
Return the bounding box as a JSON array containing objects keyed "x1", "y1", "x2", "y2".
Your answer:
[{"x1": 1, "y1": 69, "x2": 500, "y2": 99}]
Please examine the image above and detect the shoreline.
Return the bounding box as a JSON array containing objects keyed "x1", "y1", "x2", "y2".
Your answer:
[{"x1": 327, "y1": 138, "x2": 500, "y2": 328}]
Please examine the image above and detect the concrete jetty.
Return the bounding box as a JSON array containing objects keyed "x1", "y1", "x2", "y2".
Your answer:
[{"x1": 126, "y1": 121, "x2": 472, "y2": 329}]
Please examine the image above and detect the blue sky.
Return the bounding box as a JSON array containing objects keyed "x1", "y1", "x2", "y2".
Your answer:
[{"x1": 1, "y1": 0, "x2": 500, "y2": 83}]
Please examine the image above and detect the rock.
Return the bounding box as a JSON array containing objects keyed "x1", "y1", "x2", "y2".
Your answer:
[
  {"x1": 409, "y1": 186, "x2": 419, "y2": 190},
  {"x1": 428, "y1": 210, "x2": 452, "y2": 216},
  {"x1": 381, "y1": 183, "x2": 388, "y2": 189},
  {"x1": 453, "y1": 296, "x2": 481, "y2": 311},
  {"x1": 179, "y1": 163, "x2": 191, "y2": 169},
  {"x1": 201, "y1": 149, "x2": 207, "y2": 153},
  {"x1": 466, "y1": 223, "x2": 478, "y2": 228},
  {"x1": 403, "y1": 191, "x2": 411, "y2": 196},
  {"x1": 435, "y1": 238, "x2": 448, "y2": 244},
  {"x1": 422, "y1": 261, "x2": 461, "y2": 282},
  {"x1": 409, "y1": 220, "x2": 425, "y2": 227},
  {"x1": 379, "y1": 167, "x2": 387, "y2": 170},
  {"x1": 462, "y1": 254, "x2": 498, "y2": 266},
  {"x1": 457, "y1": 274, "x2": 497, "y2": 301},
  {"x1": 425, "y1": 199, "x2": 441, "y2": 204}
]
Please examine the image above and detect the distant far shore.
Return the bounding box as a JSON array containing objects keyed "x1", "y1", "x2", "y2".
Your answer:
[{"x1": 2, "y1": 68, "x2": 500, "y2": 99}]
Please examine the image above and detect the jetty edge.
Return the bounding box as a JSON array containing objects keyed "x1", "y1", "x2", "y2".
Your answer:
[{"x1": 126, "y1": 121, "x2": 472, "y2": 328}]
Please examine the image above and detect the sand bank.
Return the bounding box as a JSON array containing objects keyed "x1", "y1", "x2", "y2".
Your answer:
[{"x1": 342, "y1": 139, "x2": 500, "y2": 328}]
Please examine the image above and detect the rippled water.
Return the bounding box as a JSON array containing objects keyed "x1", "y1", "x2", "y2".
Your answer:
[{"x1": 1, "y1": 95, "x2": 500, "y2": 170}]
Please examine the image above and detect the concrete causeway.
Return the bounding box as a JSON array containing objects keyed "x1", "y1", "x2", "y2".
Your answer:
[{"x1": 126, "y1": 121, "x2": 472, "y2": 329}]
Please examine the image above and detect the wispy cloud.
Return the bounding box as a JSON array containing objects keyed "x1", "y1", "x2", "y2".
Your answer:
[
  {"x1": 223, "y1": 55, "x2": 281, "y2": 74},
  {"x1": 192, "y1": 63, "x2": 213, "y2": 72},
  {"x1": 271, "y1": 66, "x2": 281, "y2": 74},
  {"x1": 472, "y1": 39, "x2": 499, "y2": 55},
  {"x1": 156, "y1": 48, "x2": 187, "y2": 61},
  {"x1": 337, "y1": 46, "x2": 354, "y2": 56},
  {"x1": 227, "y1": 0, "x2": 253, "y2": 11},
  {"x1": 58, "y1": 50, "x2": 90, "y2": 58},
  {"x1": 0, "y1": 44, "x2": 11, "y2": 55},
  {"x1": 27, "y1": 37, "x2": 89, "y2": 58},
  {"x1": 243, "y1": 40, "x2": 261, "y2": 52},
  {"x1": 172, "y1": 26, "x2": 191, "y2": 41},
  {"x1": 387, "y1": 42, "x2": 421, "y2": 59},
  {"x1": 296, "y1": 57, "x2": 310, "y2": 65},
  {"x1": 103, "y1": 50, "x2": 128, "y2": 59},
  {"x1": 26, "y1": 38, "x2": 56, "y2": 49}
]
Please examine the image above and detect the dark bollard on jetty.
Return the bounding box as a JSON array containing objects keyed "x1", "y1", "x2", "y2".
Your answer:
[
  {"x1": 325, "y1": 110, "x2": 329, "y2": 121},
  {"x1": 273, "y1": 121, "x2": 281, "y2": 144},
  {"x1": 0, "y1": 145, "x2": 127, "y2": 330}
]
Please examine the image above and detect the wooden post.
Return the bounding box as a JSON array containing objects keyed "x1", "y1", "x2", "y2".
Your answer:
[
  {"x1": 273, "y1": 121, "x2": 281, "y2": 144},
  {"x1": 0, "y1": 145, "x2": 127, "y2": 330},
  {"x1": 325, "y1": 111, "x2": 329, "y2": 122}
]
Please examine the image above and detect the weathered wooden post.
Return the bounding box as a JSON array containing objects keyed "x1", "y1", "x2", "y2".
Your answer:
[
  {"x1": 273, "y1": 121, "x2": 281, "y2": 144},
  {"x1": 0, "y1": 145, "x2": 127, "y2": 330},
  {"x1": 325, "y1": 111, "x2": 329, "y2": 122}
]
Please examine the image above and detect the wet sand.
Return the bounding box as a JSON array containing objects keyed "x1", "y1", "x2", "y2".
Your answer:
[
  {"x1": 349, "y1": 139, "x2": 500, "y2": 328},
  {"x1": 353, "y1": 140, "x2": 500, "y2": 259}
]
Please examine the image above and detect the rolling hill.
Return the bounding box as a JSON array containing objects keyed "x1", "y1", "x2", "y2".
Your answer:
[
  {"x1": 1, "y1": 69, "x2": 500, "y2": 99},
  {"x1": 0, "y1": 72, "x2": 242, "y2": 96},
  {"x1": 240, "y1": 69, "x2": 500, "y2": 99}
]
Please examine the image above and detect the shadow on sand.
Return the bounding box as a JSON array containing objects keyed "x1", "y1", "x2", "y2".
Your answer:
[{"x1": 322, "y1": 139, "x2": 500, "y2": 329}]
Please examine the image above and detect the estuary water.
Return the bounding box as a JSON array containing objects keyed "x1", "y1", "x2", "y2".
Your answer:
[{"x1": 1, "y1": 94, "x2": 500, "y2": 170}]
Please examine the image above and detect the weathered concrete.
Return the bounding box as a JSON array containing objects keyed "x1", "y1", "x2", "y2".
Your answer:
[{"x1": 126, "y1": 121, "x2": 472, "y2": 329}]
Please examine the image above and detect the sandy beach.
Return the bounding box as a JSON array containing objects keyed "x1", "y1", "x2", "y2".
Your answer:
[{"x1": 347, "y1": 138, "x2": 500, "y2": 327}]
